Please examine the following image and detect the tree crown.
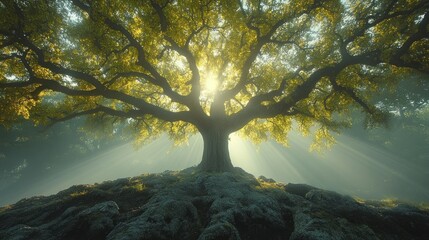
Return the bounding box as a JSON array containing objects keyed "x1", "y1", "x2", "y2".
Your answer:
[{"x1": 1, "y1": 0, "x2": 428, "y2": 149}]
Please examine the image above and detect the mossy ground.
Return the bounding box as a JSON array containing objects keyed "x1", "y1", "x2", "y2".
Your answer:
[{"x1": 1, "y1": 167, "x2": 428, "y2": 240}]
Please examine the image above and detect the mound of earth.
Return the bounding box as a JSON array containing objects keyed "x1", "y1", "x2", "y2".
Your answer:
[{"x1": 1, "y1": 167, "x2": 428, "y2": 240}]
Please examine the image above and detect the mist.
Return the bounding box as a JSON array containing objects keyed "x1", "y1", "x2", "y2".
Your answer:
[{"x1": 1, "y1": 115, "x2": 428, "y2": 206}]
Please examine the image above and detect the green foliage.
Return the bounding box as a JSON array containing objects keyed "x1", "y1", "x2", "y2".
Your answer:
[{"x1": 0, "y1": 0, "x2": 428, "y2": 151}]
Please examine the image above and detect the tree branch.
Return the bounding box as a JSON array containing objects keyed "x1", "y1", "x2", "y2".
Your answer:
[
  {"x1": 389, "y1": 12, "x2": 429, "y2": 72},
  {"x1": 2, "y1": 44, "x2": 195, "y2": 125},
  {"x1": 328, "y1": 77, "x2": 374, "y2": 114},
  {"x1": 149, "y1": 1, "x2": 204, "y2": 109},
  {"x1": 71, "y1": 0, "x2": 192, "y2": 107},
  {"x1": 17, "y1": 36, "x2": 106, "y2": 90},
  {"x1": 219, "y1": 2, "x2": 321, "y2": 104},
  {"x1": 45, "y1": 105, "x2": 147, "y2": 128},
  {"x1": 227, "y1": 51, "x2": 382, "y2": 132}
]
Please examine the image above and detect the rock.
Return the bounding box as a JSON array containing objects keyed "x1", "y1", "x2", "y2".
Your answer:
[
  {"x1": 258, "y1": 176, "x2": 276, "y2": 183},
  {"x1": 106, "y1": 199, "x2": 199, "y2": 240},
  {"x1": 305, "y1": 189, "x2": 357, "y2": 207},
  {"x1": 79, "y1": 200, "x2": 119, "y2": 216},
  {"x1": 0, "y1": 224, "x2": 53, "y2": 240},
  {"x1": 304, "y1": 189, "x2": 377, "y2": 219},
  {"x1": 382, "y1": 205, "x2": 429, "y2": 239},
  {"x1": 290, "y1": 211, "x2": 378, "y2": 240},
  {"x1": 198, "y1": 221, "x2": 241, "y2": 240},
  {"x1": 45, "y1": 201, "x2": 119, "y2": 240},
  {"x1": 1, "y1": 169, "x2": 428, "y2": 240},
  {"x1": 0, "y1": 201, "x2": 119, "y2": 240},
  {"x1": 284, "y1": 183, "x2": 318, "y2": 197}
]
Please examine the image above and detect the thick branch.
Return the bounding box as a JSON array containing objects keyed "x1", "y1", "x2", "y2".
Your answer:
[
  {"x1": 219, "y1": 2, "x2": 321, "y2": 104},
  {"x1": 46, "y1": 105, "x2": 162, "y2": 128},
  {"x1": 228, "y1": 53, "x2": 380, "y2": 132},
  {"x1": 105, "y1": 71, "x2": 158, "y2": 87},
  {"x1": 245, "y1": 78, "x2": 287, "y2": 107},
  {"x1": 16, "y1": 36, "x2": 105, "y2": 90},
  {"x1": 164, "y1": 36, "x2": 202, "y2": 100},
  {"x1": 71, "y1": 0, "x2": 191, "y2": 107},
  {"x1": 329, "y1": 77, "x2": 374, "y2": 114},
  {"x1": 1, "y1": 52, "x2": 195, "y2": 125},
  {"x1": 0, "y1": 0, "x2": 201, "y2": 125},
  {"x1": 344, "y1": 1, "x2": 428, "y2": 46},
  {"x1": 389, "y1": 12, "x2": 429, "y2": 72},
  {"x1": 149, "y1": 1, "x2": 204, "y2": 111}
]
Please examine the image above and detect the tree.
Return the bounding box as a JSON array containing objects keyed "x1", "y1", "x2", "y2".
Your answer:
[
  {"x1": 346, "y1": 75, "x2": 429, "y2": 160},
  {"x1": 373, "y1": 75, "x2": 429, "y2": 120},
  {"x1": 1, "y1": 0, "x2": 428, "y2": 171},
  {"x1": 0, "y1": 118, "x2": 126, "y2": 205}
]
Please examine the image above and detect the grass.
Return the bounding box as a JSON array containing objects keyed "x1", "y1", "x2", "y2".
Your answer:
[{"x1": 356, "y1": 197, "x2": 429, "y2": 211}]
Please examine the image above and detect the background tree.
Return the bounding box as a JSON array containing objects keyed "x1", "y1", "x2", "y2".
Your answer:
[
  {"x1": 345, "y1": 75, "x2": 429, "y2": 162},
  {"x1": 0, "y1": 118, "x2": 123, "y2": 203},
  {"x1": 1, "y1": 0, "x2": 428, "y2": 171},
  {"x1": 373, "y1": 74, "x2": 429, "y2": 121}
]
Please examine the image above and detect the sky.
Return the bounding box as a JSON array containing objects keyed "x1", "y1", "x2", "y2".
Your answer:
[{"x1": 1, "y1": 128, "x2": 428, "y2": 206}]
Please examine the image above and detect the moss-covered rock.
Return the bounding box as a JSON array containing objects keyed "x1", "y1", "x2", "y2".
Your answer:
[{"x1": 1, "y1": 167, "x2": 428, "y2": 240}]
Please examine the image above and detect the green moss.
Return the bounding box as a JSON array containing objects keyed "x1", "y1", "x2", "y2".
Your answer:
[
  {"x1": 131, "y1": 183, "x2": 145, "y2": 192},
  {"x1": 256, "y1": 177, "x2": 284, "y2": 190},
  {"x1": 0, "y1": 205, "x2": 12, "y2": 213},
  {"x1": 360, "y1": 197, "x2": 429, "y2": 211},
  {"x1": 70, "y1": 190, "x2": 89, "y2": 198}
]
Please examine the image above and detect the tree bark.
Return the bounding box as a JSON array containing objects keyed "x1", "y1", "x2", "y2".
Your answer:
[{"x1": 198, "y1": 128, "x2": 234, "y2": 172}]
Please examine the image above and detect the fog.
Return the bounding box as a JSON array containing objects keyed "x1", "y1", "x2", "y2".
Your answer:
[{"x1": 1, "y1": 118, "x2": 428, "y2": 206}]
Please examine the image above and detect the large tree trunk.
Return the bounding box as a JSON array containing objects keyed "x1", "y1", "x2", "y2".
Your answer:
[{"x1": 198, "y1": 128, "x2": 234, "y2": 172}]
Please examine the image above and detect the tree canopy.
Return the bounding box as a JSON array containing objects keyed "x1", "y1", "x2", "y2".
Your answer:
[{"x1": 1, "y1": 0, "x2": 428, "y2": 171}]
